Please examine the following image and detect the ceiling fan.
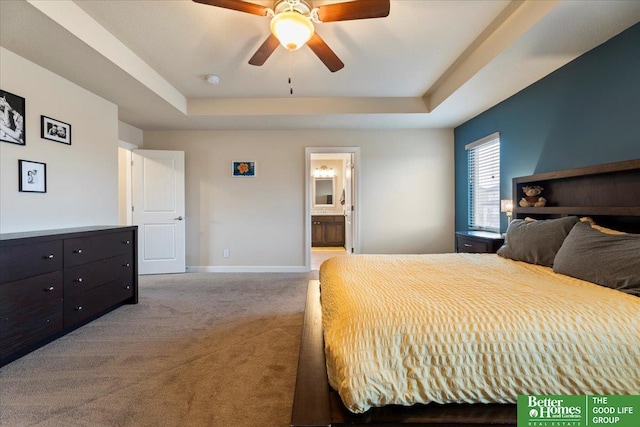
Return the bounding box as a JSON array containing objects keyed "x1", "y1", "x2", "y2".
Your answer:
[{"x1": 193, "y1": 0, "x2": 390, "y2": 72}]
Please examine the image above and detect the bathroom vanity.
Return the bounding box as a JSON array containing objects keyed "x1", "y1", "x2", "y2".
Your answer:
[{"x1": 311, "y1": 215, "x2": 345, "y2": 247}]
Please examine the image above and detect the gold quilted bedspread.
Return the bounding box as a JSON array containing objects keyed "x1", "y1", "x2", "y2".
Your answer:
[{"x1": 319, "y1": 254, "x2": 640, "y2": 413}]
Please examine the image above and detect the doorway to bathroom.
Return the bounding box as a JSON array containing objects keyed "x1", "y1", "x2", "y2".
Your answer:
[{"x1": 305, "y1": 147, "x2": 359, "y2": 271}]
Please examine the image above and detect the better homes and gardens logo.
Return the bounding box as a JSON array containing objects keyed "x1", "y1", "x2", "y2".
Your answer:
[
  {"x1": 521, "y1": 395, "x2": 583, "y2": 425},
  {"x1": 518, "y1": 395, "x2": 639, "y2": 427}
]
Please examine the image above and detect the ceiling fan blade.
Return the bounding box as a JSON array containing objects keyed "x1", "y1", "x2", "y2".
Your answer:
[
  {"x1": 192, "y1": 0, "x2": 268, "y2": 16},
  {"x1": 248, "y1": 34, "x2": 280, "y2": 66},
  {"x1": 307, "y1": 33, "x2": 344, "y2": 73},
  {"x1": 317, "y1": 0, "x2": 390, "y2": 22}
]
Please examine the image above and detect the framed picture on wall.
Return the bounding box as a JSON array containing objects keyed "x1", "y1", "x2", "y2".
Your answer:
[
  {"x1": 19, "y1": 159, "x2": 47, "y2": 193},
  {"x1": 41, "y1": 115, "x2": 71, "y2": 145},
  {"x1": 232, "y1": 161, "x2": 256, "y2": 177},
  {"x1": 0, "y1": 89, "x2": 26, "y2": 145}
]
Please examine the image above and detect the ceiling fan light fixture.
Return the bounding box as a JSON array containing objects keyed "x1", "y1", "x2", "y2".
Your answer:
[{"x1": 270, "y1": 11, "x2": 314, "y2": 51}]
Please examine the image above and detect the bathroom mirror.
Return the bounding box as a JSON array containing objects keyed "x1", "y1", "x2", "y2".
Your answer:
[{"x1": 313, "y1": 177, "x2": 335, "y2": 207}]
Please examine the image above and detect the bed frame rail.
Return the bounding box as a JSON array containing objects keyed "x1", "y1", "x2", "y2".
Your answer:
[{"x1": 291, "y1": 280, "x2": 332, "y2": 427}]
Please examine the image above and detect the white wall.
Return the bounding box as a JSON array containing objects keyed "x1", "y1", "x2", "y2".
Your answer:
[
  {"x1": 0, "y1": 48, "x2": 119, "y2": 233},
  {"x1": 360, "y1": 137, "x2": 454, "y2": 254},
  {"x1": 117, "y1": 121, "x2": 143, "y2": 226},
  {"x1": 118, "y1": 120, "x2": 143, "y2": 147},
  {"x1": 143, "y1": 129, "x2": 455, "y2": 270},
  {"x1": 117, "y1": 147, "x2": 131, "y2": 226}
]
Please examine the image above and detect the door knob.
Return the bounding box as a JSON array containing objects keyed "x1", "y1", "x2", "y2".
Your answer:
[{"x1": 174, "y1": 216, "x2": 184, "y2": 221}]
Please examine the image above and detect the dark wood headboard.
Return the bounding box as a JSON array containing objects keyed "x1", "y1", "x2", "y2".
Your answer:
[{"x1": 512, "y1": 159, "x2": 640, "y2": 233}]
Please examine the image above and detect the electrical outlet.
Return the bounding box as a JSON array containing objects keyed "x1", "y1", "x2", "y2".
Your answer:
[{"x1": 223, "y1": 249, "x2": 230, "y2": 258}]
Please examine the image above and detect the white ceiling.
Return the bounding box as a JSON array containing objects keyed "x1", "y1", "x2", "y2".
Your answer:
[{"x1": 1, "y1": 0, "x2": 638, "y2": 131}]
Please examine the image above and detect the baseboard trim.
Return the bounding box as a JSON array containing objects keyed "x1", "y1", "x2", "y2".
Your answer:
[{"x1": 187, "y1": 266, "x2": 309, "y2": 273}]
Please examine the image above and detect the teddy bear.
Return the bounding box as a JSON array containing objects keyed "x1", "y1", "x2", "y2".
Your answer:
[{"x1": 519, "y1": 185, "x2": 546, "y2": 207}]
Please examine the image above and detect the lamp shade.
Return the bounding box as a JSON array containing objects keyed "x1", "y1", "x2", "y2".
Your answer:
[
  {"x1": 500, "y1": 199, "x2": 514, "y2": 214},
  {"x1": 270, "y1": 11, "x2": 314, "y2": 51}
]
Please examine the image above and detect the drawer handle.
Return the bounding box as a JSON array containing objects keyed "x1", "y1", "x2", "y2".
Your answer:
[
  {"x1": 75, "y1": 306, "x2": 83, "y2": 311},
  {"x1": 125, "y1": 285, "x2": 131, "y2": 290},
  {"x1": 45, "y1": 286, "x2": 55, "y2": 292},
  {"x1": 123, "y1": 240, "x2": 131, "y2": 245},
  {"x1": 73, "y1": 249, "x2": 83, "y2": 254},
  {"x1": 45, "y1": 254, "x2": 55, "y2": 259},
  {"x1": 464, "y1": 243, "x2": 473, "y2": 247},
  {"x1": 123, "y1": 263, "x2": 131, "y2": 267},
  {"x1": 75, "y1": 278, "x2": 84, "y2": 283}
]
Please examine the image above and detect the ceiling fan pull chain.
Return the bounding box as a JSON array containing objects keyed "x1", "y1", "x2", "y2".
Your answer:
[{"x1": 289, "y1": 50, "x2": 294, "y2": 95}]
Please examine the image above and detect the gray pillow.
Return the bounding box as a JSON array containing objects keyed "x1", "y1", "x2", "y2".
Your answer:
[
  {"x1": 553, "y1": 221, "x2": 640, "y2": 296},
  {"x1": 496, "y1": 216, "x2": 579, "y2": 266}
]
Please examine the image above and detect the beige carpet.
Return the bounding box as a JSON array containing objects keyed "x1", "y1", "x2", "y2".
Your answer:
[{"x1": 0, "y1": 272, "x2": 314, "y2": 427}]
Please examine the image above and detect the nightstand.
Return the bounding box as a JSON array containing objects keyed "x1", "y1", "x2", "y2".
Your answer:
[{"x1": 455, "y1": 231, "x2": 504, "y2": 254}]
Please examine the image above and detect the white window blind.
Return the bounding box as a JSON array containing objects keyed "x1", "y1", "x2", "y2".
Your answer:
[{"x1": 467, "y1": 133, "x2": 500, "y2": 231}]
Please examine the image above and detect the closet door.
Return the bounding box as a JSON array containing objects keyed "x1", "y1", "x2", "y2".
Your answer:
[{"x1": 132, "y1": 150, "x2": 185, "y2": 275}]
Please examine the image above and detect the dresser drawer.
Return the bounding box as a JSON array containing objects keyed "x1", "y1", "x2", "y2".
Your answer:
[
  {"x1": 64, "y1": 253, "x2": 133, "y2": 298},
  {"x1": 0, "y1": 271, "x2": 63, "y2": 316},
  {"x1": 64, "y1": 280, "x2": 134, "y2": 329},
  {"x1": 0, "y1": 240, "x2": 63, "y2": 284},
  {"x1": 64, "y1": 231, "x2": 134, "y2": 267},
  {"x1": 455, "y1": 232, "x2": 504, "y2": 254},
  {"x1": 0, "y1": 301, "x2": 63, "y2": 359},
  {"x1": 457, "y1": 237, "x2": 489, "y2": 253}
]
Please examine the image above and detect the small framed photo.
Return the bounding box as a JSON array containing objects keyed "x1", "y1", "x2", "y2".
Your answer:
[
  {"x1": 0, "y1": 89, "x2": 26, "y2": 145},
  {"x1": 232, "y1": 161, "x2": 256, "y2": 177},
  {"x1": 19, "y1": 160, "x2": 47, "y2": 193},
  {"x1": 41, "y1": 115, "x2": 71, "y2": 145}
]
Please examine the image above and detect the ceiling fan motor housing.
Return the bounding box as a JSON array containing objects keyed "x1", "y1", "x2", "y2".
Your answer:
[{"x1": 273, "y1": 0, "x2": 313, "y2": 16}]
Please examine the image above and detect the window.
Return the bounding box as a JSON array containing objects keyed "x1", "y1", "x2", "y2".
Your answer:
[{"x1": 467, "y1": 133, "x2": 500, "y2": 232}]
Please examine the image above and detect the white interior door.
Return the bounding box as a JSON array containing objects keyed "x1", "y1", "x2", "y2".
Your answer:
[{"x1": 132, "y1": 150, "x2": 185, "y2": 275}]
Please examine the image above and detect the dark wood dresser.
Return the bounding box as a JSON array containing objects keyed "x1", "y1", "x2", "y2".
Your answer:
[
  {"x1": 455, "y1": 231, "x2": 504, "y2": 253},
  {"x1": 0, "y1": 226, "x2": 138, "y2": 366}
]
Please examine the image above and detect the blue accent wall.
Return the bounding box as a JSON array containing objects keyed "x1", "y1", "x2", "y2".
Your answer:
[{"x1": 454, "y1": 23, "x2": 640, "y2": 232}]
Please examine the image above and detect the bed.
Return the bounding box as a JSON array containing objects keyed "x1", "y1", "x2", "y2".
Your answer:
[{"x1": 291, "y1": 159, "x2": 640, "y2": 427}]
